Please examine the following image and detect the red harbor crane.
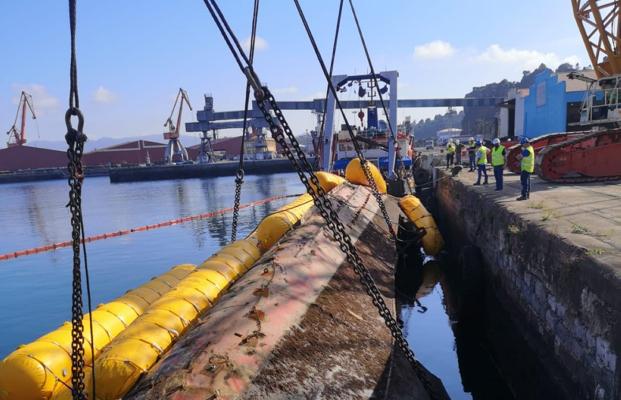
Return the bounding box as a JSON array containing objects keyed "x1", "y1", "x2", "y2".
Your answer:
[
  {"x1": 163, "y1": 88, "x2": 192, "y2": 163},
  {"x1": 6, "y1": 91, "x2": 36, "y2": 147}
]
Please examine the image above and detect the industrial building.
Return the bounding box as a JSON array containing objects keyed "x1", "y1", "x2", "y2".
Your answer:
[
  {"x1": 83, "y1": 140, "x2": 167, "y2": 166},
  {"x1": 0, "y1": 145, "x2": 67, "y2": 172},
  {"x1": 499, "y1": 70, "x2": 596, "y2": 138}
]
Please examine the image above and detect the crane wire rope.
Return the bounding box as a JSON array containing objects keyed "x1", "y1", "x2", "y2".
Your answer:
[
  {"x1": 348, "y1": 0, "x2": 412, "y2": 184},
  {"x1": 65, "y1": 1, "x2": 96, "y2": 399},
  {"x1": 200, "y1": 1, "x2": 440, "y2": 398},
  {"x1": 347, "y1": 0, "x2": 395, "y2": 143},
  {"x1": 316, "y1": 0, "x2": 344, "y2": 170},
  {"x1": 291, "y1": 0, "x2": 396, "y2": 241},
  {"x1": 231, "y1": 0, "x2": 260, "y2": 242}
]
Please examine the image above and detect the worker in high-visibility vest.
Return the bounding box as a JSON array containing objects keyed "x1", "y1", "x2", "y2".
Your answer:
[
  {"x1": 455, "y1": 139, "x2": 463, "y2": 166},
  {"x1": 491, "y1": 138, "x2": 506, "y2": 191},
  {"x1": 473, "y1": 140, "x2": 489, "y2": 185},
  {"x1": 467, "y1": 137, "x2": 476, "y2": 171},
  {"x1": 517, "y1": 137, "x2": 535, "y2": 200},
  {"x1": 445, "y1": 139, "x2": 456, "y2": 169}
]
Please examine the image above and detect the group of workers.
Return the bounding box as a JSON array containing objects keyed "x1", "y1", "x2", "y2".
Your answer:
[{"x1": 445, "y1": 136, "x2": 535, "y2": 201}]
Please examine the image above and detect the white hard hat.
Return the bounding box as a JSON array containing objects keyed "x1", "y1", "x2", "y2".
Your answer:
[
  {"x1": 455, "y1": 139, "x2": 460, "y2": 144},
  {"x1": 492, "y1": 138, "x2": 500, "y2": 145},
  {"x1": 469, "y1": 137, "x2": 474, "y2": 141}
]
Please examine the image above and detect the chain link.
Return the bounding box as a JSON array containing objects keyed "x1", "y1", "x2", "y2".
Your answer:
[
  {"x1": 230, "y1": 168, "x2": 244, "y2": 242},
  {"x1": 65, "y1": 108, "x2": 87, "y2": 400},
  {"x1": 256, "y1": 87, "x2": 440, "y2": 399}
]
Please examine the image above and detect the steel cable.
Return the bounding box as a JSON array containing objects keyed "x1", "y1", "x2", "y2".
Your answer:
[
  {"x1": 200, "y1": 2, "x2": 440, "y2": 397},
  {"x1": 291, "y1": 0, "x2": 396, "y2": 241},
  {"x1": 231, "y1": 0, "x2": 260, "y2": 242},
  {"x1": 347, "y1": 0, "x2": 395, "y2": 143},
  {"x1": 316, "y1": 0, "x2": 344, "y2": 170}
]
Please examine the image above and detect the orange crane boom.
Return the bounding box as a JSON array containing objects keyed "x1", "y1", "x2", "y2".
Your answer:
[
  {"x1": 163, "y1": 88, "x2": 193, "y2": 163},
  {"x1": 6, "y1": 91, "x2": 36, "y2": 147},
  {"x1": 572, "y1": 0, "x2": 621, "y2": 78},
  {"x1": 164, "y1": 88, "x2": 192, "y2": 140}
]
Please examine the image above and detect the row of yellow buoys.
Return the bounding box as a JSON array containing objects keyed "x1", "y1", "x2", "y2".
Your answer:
[
  {"x1": 0, "y1": 264, "x2": 196, "y2": 400},
  {"x1": 0, "y1": 159, "x2": 442, "y2": 400}
]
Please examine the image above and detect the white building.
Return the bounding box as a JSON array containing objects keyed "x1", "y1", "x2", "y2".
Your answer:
[{"x1": 436, "y1": 128, "x2": 462, "y2": 144}]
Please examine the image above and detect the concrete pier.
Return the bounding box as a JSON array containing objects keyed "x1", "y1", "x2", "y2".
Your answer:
[
  {"x1": 108, "y1": 158, "x2": 317, "y2": 183},
  {"x1": 435, "y1": 167, "x2": 620, "y2": 400},
  {"x1": 126, "y1": 184, "x2": 446, "y2": 399}
]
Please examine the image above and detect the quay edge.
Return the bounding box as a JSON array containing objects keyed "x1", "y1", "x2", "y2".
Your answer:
[{"x1": 433, "y1": 166, "x2": 620, "y2": 400}]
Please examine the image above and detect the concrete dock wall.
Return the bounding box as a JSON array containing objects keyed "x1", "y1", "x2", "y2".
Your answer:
[{"x1": 435, "y1": 170, "x2": 620, "y2": 400}]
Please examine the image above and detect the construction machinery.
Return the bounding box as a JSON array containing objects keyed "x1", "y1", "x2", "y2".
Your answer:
[
  {"x1": 6, "y1": 91, "x2": 36, "y2": 147},
  {"x1": 530, "y1": 1, "x2": 621, "y2": 182},
  {"x1": 163, "y1": 88, "x2": 192, "y2": 163},
  {"x1": 506, "y1": 132, "x2": 582, "y2": 174}
]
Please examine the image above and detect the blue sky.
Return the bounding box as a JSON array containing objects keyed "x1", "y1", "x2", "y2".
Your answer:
[{"x1": 1, "y1": 1, "x2": 586, "y2": 144}]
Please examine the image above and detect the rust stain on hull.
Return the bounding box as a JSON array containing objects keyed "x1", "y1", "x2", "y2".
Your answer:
[{"x1": 127, "y1": 184, "x2": 440, "y2": 399}]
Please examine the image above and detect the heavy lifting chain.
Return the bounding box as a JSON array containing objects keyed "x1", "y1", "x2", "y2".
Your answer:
[
  {"x1": 230, "y1": 169, "x2": 244, "y2": 242},
  {"x1": 290, "y1": 0, "x2": 396, "y2": 242},
  {"x1": 66, "y1": 1, "x2": 95, "y2": 398},
  {"x1": 65, "y1": 109, "x2": 87, "y2": 399},
  {"x1": 255, "y1": 87, "x2": 439, "y2": 398}
]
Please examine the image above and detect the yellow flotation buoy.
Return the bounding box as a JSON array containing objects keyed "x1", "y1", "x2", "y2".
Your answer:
[
  {"x1": 0, "y1": 264, "x2": 196, "y2": 400},
  {"x1": 249, "y1": 192, "x2": 315, "y2": 252},
  {"x1": 89, "y1": 191, "x2": 324, "y2": 400},
  {"x1": 93, "y1": 273, "x2": 222, "y2": 399},
  {"x1": 6, "y1": 188, "x2": 344, "y2": 400},
  {"x1": 345, "y1": 158, "x2": 387, "y2": 194},
  {"x1": 399, "y1": 195, "x2": 444, "y2": 256},
  {"x1": 310, "y1": 171, "x2": 346, "y2": 194}
]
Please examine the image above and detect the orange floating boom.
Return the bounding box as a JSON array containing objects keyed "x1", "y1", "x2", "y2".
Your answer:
[{"x1": 0, "y1": 194, "x2": 300, "y2": 262}]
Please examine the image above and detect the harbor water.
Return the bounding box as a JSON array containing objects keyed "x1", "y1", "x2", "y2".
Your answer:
[
  {"x1": 1, "y1": 173, "x2": 517, "y2": 400},
  {"x1": 0, "y1": 174, "x2": 305, "y2": 358}
]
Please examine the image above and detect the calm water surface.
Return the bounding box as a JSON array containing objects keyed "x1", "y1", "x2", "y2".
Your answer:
[
  {"x1": 402, "y1": 261, "x2": 472, "y2": 400},
  {"x1": 0, "y1": 174, "x2": 304, "y2": 358}
]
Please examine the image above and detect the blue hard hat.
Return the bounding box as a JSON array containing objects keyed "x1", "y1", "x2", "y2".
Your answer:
[
  {"x1": 520, "y1": 136, "x2": 530, "y2": 145},
  {"x1": 475, "y1": 140, "x2": 481, "y2": 146}
]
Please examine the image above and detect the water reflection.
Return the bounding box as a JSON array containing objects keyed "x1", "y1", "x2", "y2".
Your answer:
[
  {"x1": 200, "y1": 178, "x2": 229, "y2": 247},
  {"x1": 0, "y1": 173, "x2": 306, "y2": 358},
  {"x1": 399, "y1": 256, "x2": 514, "y2": 400}
]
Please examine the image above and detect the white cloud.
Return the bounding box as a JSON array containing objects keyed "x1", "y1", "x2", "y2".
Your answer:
[
  {"x1": 273, "y1": 86, "x2": 298, "y2": 95},
  {"x1": 93, "y1": 86, "x2": 117, "y2": 104},
  {"x1": 413, "y1": 40, "x2": 455, "y2": 60},
  {"x1": 242, "y1": 36, "x2": 268, "y2": 53},
  {"x1": 11, "y1": 83, "x2": 59, "y2": 111},
  {"x1": 475, "y1": 44, "x2": 581, "y2": 70}
]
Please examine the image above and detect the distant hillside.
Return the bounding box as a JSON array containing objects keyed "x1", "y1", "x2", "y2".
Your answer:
[
  {"x1": 27, "y1": 134, "x2": 203, "y2": 152},
  {"x1": 412, "y1": 110, "x2": 464, "y2": 140},
  {"x1": 462, "y1": 64, "x2": 555, "y2": 136},
  {"x1": 416, "y1": 62, "x2": 587, "y2": 139}
]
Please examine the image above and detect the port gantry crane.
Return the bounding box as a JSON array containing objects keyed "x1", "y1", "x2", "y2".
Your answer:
[
  {"x1": 521, "y1": 0, "x2": 621, "y2": 182},
  {"x1": 6, "y1": 91, "x2": 36, "y2": 147},
  {"x1": 163, "y1": 88, "x2": 192, "y2": 164}
]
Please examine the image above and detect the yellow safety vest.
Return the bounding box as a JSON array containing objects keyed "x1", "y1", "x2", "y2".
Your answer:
[
  {"x1": 446, "y1": 143, "x2": 455, "y2": 154},
  {"x1": 521, "y1": 145, "x2": 535, "y2": 173},
  {"x1": 476, "y1": 146, "x2": 488, "y2": 165},
  {"x1": 491, "y1": 145, "x2": 505, "y2": 166}
]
